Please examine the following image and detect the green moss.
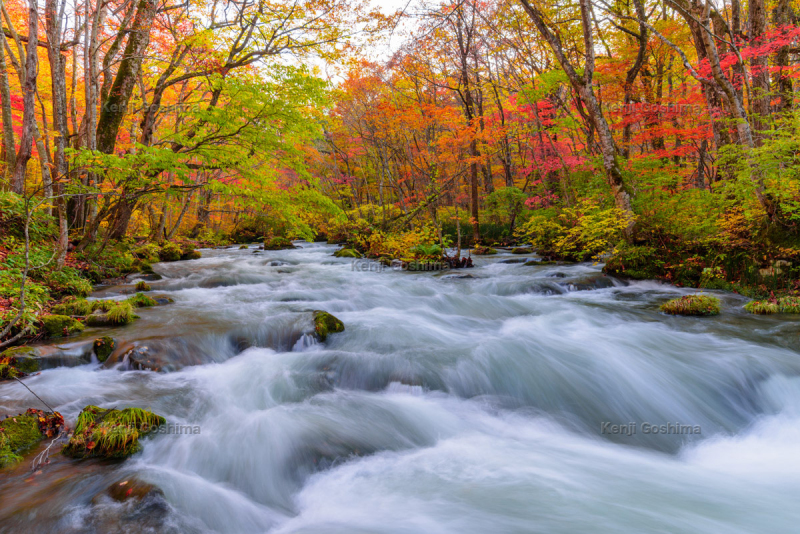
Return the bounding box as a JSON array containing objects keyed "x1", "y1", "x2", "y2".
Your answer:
[
  {"x1": 264, "y1": 237, "x2": 295, "y2": 250},
  {"x1": 239, "y1": 245, "x2": 249, "y2": 250},
  {"x1": 159, "y1": 242, "x2": 182, "y2": 262},
  {"x1": 333, "y1": 248, "x2": 361, "y2": 258},
  {"x1": 135, "y1": 281, "x2": 151, "y2": 292},
  {"x1": 140, "y1": 262, "x2": 155, "y2": 274},
  {"x1": 51, "y1": 297, "x2": 95, "y2": 316},
  {"x1": 0, "y1": 414, "x2": 39, "y2": 467},
  {"x1": 93, "y1": 336, "x2": 115, "y2": 362},
  {"x1": 0, "y1": 347, "x2": 38, "y2": 377},
  {"x1": 472, "y1": 246, "x2": 497, "y2": 255},
  {"x1": 313, "y1": 310, "x2": 345, "y2": 342},
  {"x1": 133, "y1": 244, "x2": 161, "y2": 264},
  {"x1": 41, "y1": 315, "x2": 85, "y2": 338},
  {"x1": 511, "y1": 248, "x2": 530, "y2": 254},
  {"x1": 62, "y1": 405, "x2": 165, "y2": 459},
  {"x1": 128, "y1": 293, "x2": 157, "y2": 308},
  {"x1": 86, "y1": 300, "x2": 136, "y2": 326},
  {"x1": 660, "y1": 295, "x2": 721, "y2": 316}
]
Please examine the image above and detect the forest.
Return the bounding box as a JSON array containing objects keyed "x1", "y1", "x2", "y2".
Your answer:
[{"x1": 1, "y1": 0, "x2": 800, "y2": 339}]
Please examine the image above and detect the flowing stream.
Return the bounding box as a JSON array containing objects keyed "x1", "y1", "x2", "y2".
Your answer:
[{"x1": 2, "y1": 243, "x2": 800, "y2": 533}]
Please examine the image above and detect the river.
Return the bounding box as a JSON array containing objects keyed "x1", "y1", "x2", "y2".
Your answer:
[{"x1": 2, "y1": 242, "x2": 800, "y2": 533}]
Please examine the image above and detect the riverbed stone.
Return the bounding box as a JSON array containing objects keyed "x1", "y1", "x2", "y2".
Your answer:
[
  {"x1": 93, "y1": 337, "x2": 115, "y2": 363},
  {"x1": 333, "y1": 248, "x2": 362, "y2": 258},
  {"x1": 41, "y1": 315, "x2": 85, "y2": 338},
  {"x1": 264, "y1": 237, "x2": 296, "y2": 250},
  {"x1": 313, "y1": 311, "x2": 345, "y2": 342}
]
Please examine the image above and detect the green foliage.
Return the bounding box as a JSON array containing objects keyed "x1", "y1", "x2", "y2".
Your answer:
[
  {"x1": 107, "y1": 301, "x2": 135, "y2": 324},
  {"x1": 660, "y1": 295, "x2": 721, "y2": 316},
  {"x1": 410, "y1": 243, "x2": 443, "y2": 258},
  {"x1": 0, "y1": 192, "x2": 56, "y2": 242},
  {"x1": 264, "y1": 237, "x2": 296, "y2": 250},
  {"x1": 0, "y1": 413, "x2": 41, "y2": 467},
  {"x1": 516, "y1": 199, "x2": 633, "y2": 261},
  {"x1": 41, "y1": 268, "x2": 93, "y2": 298},
  {"x1": 133, "y1": 243, "x2": 161, "y2": 264},
  {"x1": 485, "y1": 187, "x2": 526, "y2": 225},
  {"x1": 744, "y1": 300, "x2": 779, "y2": 314},
  {"x1": 0, "y1": 269, "x2": 50, "y2": 332}
]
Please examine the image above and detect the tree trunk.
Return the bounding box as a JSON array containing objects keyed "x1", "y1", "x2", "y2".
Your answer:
[
  {"x1": 748, "y1": 0, "x2": 769, "y2": 143},
  {"x1": 10, "y1": 0, "x2": 38, "y2": 194},
  {"x1": 0, "y1": 22, "x2": 15, "y2": 181}
]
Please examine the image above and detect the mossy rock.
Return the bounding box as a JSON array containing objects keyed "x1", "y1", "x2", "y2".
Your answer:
[
  {"x1": 1, "y1": 346, "x2": 39, "y2": 377},
  {"x1": 159, "y1": 242, "x2": 182, "y2": 262},
  {"x1": 42, "y1": 315, "x2": 85, "y2": 338},
  {"x1": 151, "y1": 295, "x2": 174, "y2": 305},
  {"x1": 313, "y1": 311, "x2": 345, "y2": 342},
  {"x1": 511, "y1": 247, "x2": 530, "y2": 254},
  {"x1": 93, "y1": 337, "x2": 115, "y2": 362},
  {"x1": 333, "y1": 248, "x2": 362, "y2": 258},
  {"x1": 1, "y1": 409, "x2": 65, "y2": 468},
  {"x1": 62, "y1": 405, "x2": 165, "y2": 459},
  {"x1": 264, "y1": 237, "x2": 296, "y2": 250},
  {"x1": 140, "y1": 262, "x2": 156, "y2": 274},
  {"x1": 239, "y1": 245, "x2": 249, "y2": 249},
  {"x1": 660, "y1": 295, "x2": 720, "y2": 316},
  {"x1": 128, "y1": 292, "x2": 157, "y2": 308},
  {"x1": 472, "y1": 246, "x2": 497, "y2": 255},
  {"x1": 86, "y1": 301, "x2": 135, "y2": 326},
  {"x1": 135, "y1": 281, "x2": 151, "y2": 292},
  {"x1": 51, "y1": 297, "x2": 95, "y2": 317},
  {"x1": 181, "y1": 250, "x2": 202, "y2": 260}
]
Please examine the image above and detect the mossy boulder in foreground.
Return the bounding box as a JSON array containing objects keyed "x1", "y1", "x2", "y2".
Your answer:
[
  {"x1": 42, "y1": 314, "x2": 85, "y2": 338},
  {"x1": 93, "y1": 336, "x2": 116, "y2": 362},
  {"x1": 313, "y1": 311, "x2": 345, "y2": 342},
  {"x1": 333, "y1": 248, "x2": 361, "y2": 258},
  {"x1": 660, "y1": 294, "x2": 720, "y2": 316},
  {"x1": 0, "y1": 409, "x2": 65, "y2": 468},
  {"x1": 62, "y1": 405, "x2": 165, "y2": 459}
]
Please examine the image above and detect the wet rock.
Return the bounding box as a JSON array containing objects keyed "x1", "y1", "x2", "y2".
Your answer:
[
  {"x1": 264, "y1": 237, "x2": 296, "y2": 250},
  {"x1": 511, "y1": 247, "x2": 531, "y2": 254},
  {"x1": 313, "y1": 311, "x2": 345, "y2": 342},
  {"x1": 122, "y1": 345, "x2": 163, "y2": 372},
  {"x1": 62, "y1": 405, "x2": 165, "y2": 459},
  {"x1": 1, "y1": 343, "x2": 93, "y2": 374},
  {"x1": 93, "y1": 337, "x2": 115, "y2": 363},
  {"x1": 499, "y1": 258, "x2": 529, "y2": 264},
  {"x1": 547, "y1": 272, "x2": 567, "y2": 278},
  {"x1": 334, "y1": 248, "x2": 362, "y2": 258},
  {"x1": 472, "y1": 246, "x2": 497, "y2": 255},
  {"x1": 239, "y1": 245, "x2": 249, "y2": 250},
  {"x1": 99, "y1": 478, "x2": 165, "y2": 504},
  {"x1": 151, "y1": 295, "x2": 174, "y2": 305},
  {"x1": 560, "y1": 274, "x2": 620, "y2": 291},
  {"x1": 41, "y1": 315, "x2": 85, "y2": 338}
]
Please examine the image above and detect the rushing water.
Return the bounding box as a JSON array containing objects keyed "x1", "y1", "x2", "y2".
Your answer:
[{"x1": 2, "y1": 243, "x2": 800, "y2": 533}]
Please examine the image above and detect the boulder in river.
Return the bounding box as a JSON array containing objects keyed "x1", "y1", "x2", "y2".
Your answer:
[
  {"x1": 0, "y1": 409, "x2": 65, "y2": 468},
  {"x1": 62, "y1": 405, "x2": 165, "y2": 459},
  {"x1": 135, "y1": 281, "x2": 151, "y2": 292},
  {"x1": 472, "y1": 246, "x2": 497, "y2": 255},
  {"x1": 334, "y1": 247, "x2": 362, "y2": 258},
  {"x1": 511, "y1": 247, "x2": 530, "y2": 254},
  {"x1": 264, "y1": 237, "x2": 296, "y2": 250},
  {"x1": 313, "y1": 311, "x2": 345, "y2": 342},
  {"x1": 0, "y1": 343, "x2": 94, "y2": 375},
  {"x1": 93, "y1": 337, "x2": 115, "y2": 362},
  {"x1": 41, "y1": 315, "x2": 84, "y2": 338}
]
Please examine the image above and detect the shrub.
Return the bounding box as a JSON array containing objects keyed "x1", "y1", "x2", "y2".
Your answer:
[
  {"x1": 660, "y1": 295, "x2": 721, "y2": 316},
  {"x1": 515, "y1": 199, "x2": 634, "y2": 261},
  {"x1": 40, "y1": 267, "x2": 92, "y2": 298},
  {"x1": 744, "y1": 300, "x2": 778, "y2": 314}
]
